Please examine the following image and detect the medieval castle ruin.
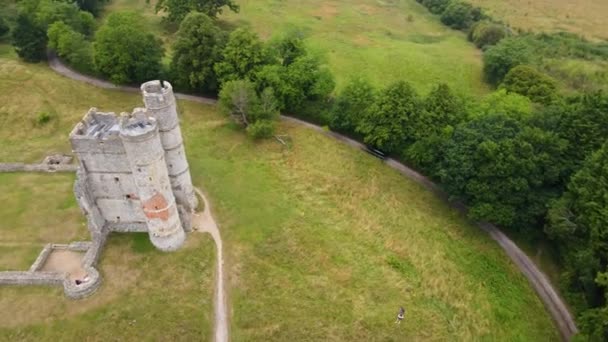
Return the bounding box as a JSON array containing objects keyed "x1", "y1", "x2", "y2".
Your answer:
[
  {"x1": 71, "y1": 80, "x2": 197, "y2": 251},
  {"x1": 0, "y1": 81, "x2": 197, "y2": 298}
]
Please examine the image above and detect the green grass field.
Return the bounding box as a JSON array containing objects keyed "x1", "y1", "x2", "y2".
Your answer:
[
  {"x1": 105, "y1": 0, "x2": 489, "y2": 95},
  {"x1": 0, "y1": 46, "x2": 557, "y2": 340},
  {"x1": 468, "y1": 0, "x2": 608, "y2": 41}
]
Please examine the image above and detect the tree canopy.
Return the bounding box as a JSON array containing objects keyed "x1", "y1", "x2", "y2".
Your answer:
[
  {"x1": 155, "y1": 0, "x2": 239, "y2": 23},
  {"x1": 437, "y1": 113, "x2": 566, "y2": 231},
  {"x1": 93, "y1": 12, "x2": 164, "y2": 84},
  {"x1": 356, "y1": 81, "x2": 421, "y2": 153},
  {"x1": 329, "y1": 77, "x2": 375, "y2": 133},
  {"x1": 546, "y1": 143, "x2": 608, "y2": 340},
  {"x1": 12, "y1": 13, "x2": 48, "y2": 62},
  {"x1": 483, "y1": 37, "x2": 533, "y2": 85},
  {"x1": 214, "y1": 27, "x2": 268, "y2": 85},
  {"x1": 171, "y1": 11, "x2": 225, "y2": 92},
  {"x1": 218, "y1": 79, "x2": 278, "y2": 139},
  {"x1": 501, "y1": 65, "x2": 557, "y2": 104}
]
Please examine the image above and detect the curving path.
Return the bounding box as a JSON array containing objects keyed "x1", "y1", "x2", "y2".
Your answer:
[
  {"x1": 48, "y1": 55, "x2": 577, "y2": 341},
  {"x1": 193, "y1": 188, "x2": 227, "y2": 342}
]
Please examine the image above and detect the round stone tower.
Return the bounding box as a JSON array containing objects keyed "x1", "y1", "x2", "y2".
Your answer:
[
  {"x1": 119, "y1": 110, "x2": 185, "y2": 251},
  {"x1": 140, "y1": 80, "x2": 198, "y2": 213}
]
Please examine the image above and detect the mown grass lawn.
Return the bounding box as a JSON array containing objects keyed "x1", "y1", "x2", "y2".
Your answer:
[
  {"x1": 104, "y1": 0, "x2": 489, "y2": 95},
  {"x1": 0, "y1": 49, "x2": 556, "y2": 340}
]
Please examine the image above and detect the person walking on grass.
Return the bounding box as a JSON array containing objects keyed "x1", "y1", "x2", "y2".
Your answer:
[{"x1": 395, "y1": 307, "x2": 405, "y2": 324}]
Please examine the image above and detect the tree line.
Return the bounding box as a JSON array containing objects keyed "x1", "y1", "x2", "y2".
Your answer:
[{"x1": 1, "y1": 0, "x2": 606, "y2": 339}]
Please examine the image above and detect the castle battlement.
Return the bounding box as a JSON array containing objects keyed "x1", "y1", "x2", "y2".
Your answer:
[{"x1": 71, "y1": 81, "x2": 196, "y2": 252}]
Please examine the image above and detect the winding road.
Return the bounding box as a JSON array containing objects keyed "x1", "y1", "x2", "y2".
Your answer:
[{"x1": 47, "y1": 55, "x2": 578, "y2": 341}]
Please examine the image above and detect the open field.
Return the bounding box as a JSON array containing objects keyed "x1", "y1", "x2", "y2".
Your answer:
[
  {"x1": 469, "y1": 0, "x2": 608, "y2": 41},
  {"x1": 0, "y1": 233, "x2": 215, "y2": 340},
  {"x1": 104, "y1": 0, "x2": 489, "y2": 94},
  {"x1": 0, "y1": 46, "x2": 556, "y2": 339},
  {"x1": 0, "y1": 47, "x2": 216, "y2": 340}
]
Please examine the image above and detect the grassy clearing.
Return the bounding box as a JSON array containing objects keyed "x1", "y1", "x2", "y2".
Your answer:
[
  {"x1": 179, "y1": 103, "x2": 557, "y2": 340},
  {"x1": 105, "y1": 0, "x2": 489, "y2": 94},
  {"x1": 0, "y1": 48, "x2": 216, "y2": 341},
  {"x1": 468, "y1": 0, "x2": 608, "y2": 41},
  {"x1": 0, "y1": 173, "x2": 85, "y2": 245},
  {"x1": 0, "y1": 233, "x2": 215, "y2": 341},
  {"x1": 0, "y1": 50, "x2": 556, "y2": 339},
  {"x1": 0, "y1": 46, "x2": 140, "y2": 162}
]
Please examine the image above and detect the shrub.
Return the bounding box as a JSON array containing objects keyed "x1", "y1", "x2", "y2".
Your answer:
[
  {"x1": 469, "y1": 21, "x2": 508, "y2": 48},
  {"x1": 420, "y1": 0, "x2": 451, "y2": 14},
  {"x1": 218, "y1": 80, "x2": 278, "y2": 138},
  {"x1": 501, "y1": 65, "x2": 558, "y2": 104},
  {"x1": 246, "y1": 120, "x2": 275, "y2": 139},
  {"x1": 36, "y1": 111, "x2": 53, "y2": 126},
  {"x1": 483, "y1": 37, "x2": 533, "y2": 85},
  {"x1": 441, "y1": 1, "x2": 479, "y2": 30}
]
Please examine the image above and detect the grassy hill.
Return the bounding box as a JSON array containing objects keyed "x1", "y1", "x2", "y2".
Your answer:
[
  {"x1": 468, "y1": 0, "x2": 608, "y2": 41},
  {"x1": 104, "y1": 0, "x2": 489, "y2": 94},
  {"x1": 0, "y1": 46, "x2": 557, "y2": 340}
]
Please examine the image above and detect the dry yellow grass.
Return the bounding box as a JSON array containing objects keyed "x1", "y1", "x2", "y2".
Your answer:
[{"x1": 469, "y1": 0, "x2": 608, "y2": 40}]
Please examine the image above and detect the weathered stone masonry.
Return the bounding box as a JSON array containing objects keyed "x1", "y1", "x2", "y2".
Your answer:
[
  {"x1": 0, "y1": 81, "x2": 197, "y2": 298},
  {"x1": 70, "y1": 80, "x2": 197, "y2": 251}
]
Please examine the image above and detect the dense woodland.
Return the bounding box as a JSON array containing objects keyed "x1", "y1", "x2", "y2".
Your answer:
[{"x1": 0, "y1": 0, "x2": 606, "y2": 339}]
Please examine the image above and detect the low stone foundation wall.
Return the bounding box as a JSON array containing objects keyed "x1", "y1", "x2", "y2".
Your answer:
[
  {"x1": 0, "y1": 235, "x2": 106, "y2": 299},
  {"x1": 29, "y1": 243, "x2": 53, "y2": 272},
  {"x1": 0, "y1": 271, "x2": 64, "y2": 286}
]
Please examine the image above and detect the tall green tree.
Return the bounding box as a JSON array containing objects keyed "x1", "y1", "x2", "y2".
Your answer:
[
  {"x1": 171, "y1": 12, "x2": 225, "y2": 92},
  {"x1": 329, "y1": 77, "x2": 375, "y2": 134},
  {"x1": 255, "y1": 54, "x2": 334, "y2": 112},
  {"x1": 93, "y1": 12, "x2": 164, "y2": 84},
  {"x1": 269, "y1": 29, "x2": 306, "y2": 67},
  {"x1": 405, "y1": 83, "x2": 465, "y2": 173},
  {"x1": 546, "y1": 143, "x2": 608, "y2": 340},
  {"x1": 440, "y1": 1, "x2": 481, "y2": 30},
  {"x1": 155, "y1": 0, "x2": 239, "y2": 23},
  {"x1": 438, "y1": 113, "x2": 566, "y2": 231},
  {"x1": 534, "y1": 92, "x2": 608, "y2": 178},
  {"x1": 12, "y1": 13, "x2": 47, "y2": 62},
  {"x1": 214, "y1": 27, "x2": 268, "y2": 85},
  {"x1": 413, "y1": 83, "x2": 465, "y2": 139},
  {"x1": 356, "y1": 81, "x2": 421, "y2": 153}
]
